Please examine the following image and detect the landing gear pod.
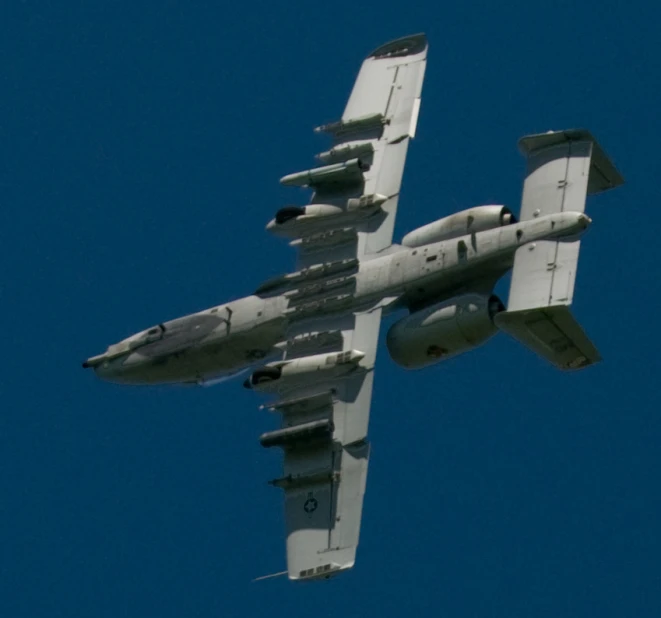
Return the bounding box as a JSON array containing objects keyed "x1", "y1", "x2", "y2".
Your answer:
[
  {"x1": 266, "y1": 194, "x2": 388, "y2": 237},
  {"x1": 243, "y1": 350, "x2": 365, "y2": 392}
]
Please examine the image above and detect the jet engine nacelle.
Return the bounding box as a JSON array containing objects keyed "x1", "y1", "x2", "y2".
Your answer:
[
  {"x1": 244, "y1": 349, "x2": 365, "y2": 392},
  {"x1": 401, "y1": 205, "x2": 516, "y2": 248},
  {"x1": 386, "y1": 294, "x2": 504, "y2": 369}
]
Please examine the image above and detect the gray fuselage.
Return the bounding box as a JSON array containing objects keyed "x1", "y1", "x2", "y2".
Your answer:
[{"x1": 85, "y1": 211, "x2": 590, "y2": 385}]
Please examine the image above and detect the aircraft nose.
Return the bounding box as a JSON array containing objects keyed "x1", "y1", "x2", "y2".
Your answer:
[
  {"x1": 82, "y1": 354, "x2": 106, "y2": 370},
  {"x1": 82, "y1": 353, "x2": 132, "y2": 383},
  {"x1": 99, "y1": 358, "x2": 147, "y2": 384}
]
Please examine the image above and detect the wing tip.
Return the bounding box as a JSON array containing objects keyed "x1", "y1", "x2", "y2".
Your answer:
[
  {"x1": 289, "y1": 560, "x2": 355, "y2": 582},
  {"x1": 368, "y1": 33, "x2": 427, "y2": 60},
  {"x1": 518, "y1": 128, "x2": 595, "y2": 155}
]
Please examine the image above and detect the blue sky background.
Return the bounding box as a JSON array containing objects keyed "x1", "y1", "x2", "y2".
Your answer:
[{"x1": 2, "y1": 2, "x2": 660, "y2": 616}]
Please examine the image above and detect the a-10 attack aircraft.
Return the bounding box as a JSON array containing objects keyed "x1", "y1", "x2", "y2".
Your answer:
[{"x1": 84, "y1": 33, "x2": 624, "y2": 581}]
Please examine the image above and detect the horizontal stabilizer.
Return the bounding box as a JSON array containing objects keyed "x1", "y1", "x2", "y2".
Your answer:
[
  {"x1": 499, "y1": 128, "x2": 623, "y2": 369},
  {"x1": 507, "y1": 128, "x2": 624, "y2": 314},
  {"x1": 495, "y1": 305, "x2": 600, "y2": 370}
]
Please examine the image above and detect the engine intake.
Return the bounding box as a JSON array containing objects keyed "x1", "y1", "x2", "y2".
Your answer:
[{"x1": 386, "y1": 294, "x2": 504, "y2": 369}]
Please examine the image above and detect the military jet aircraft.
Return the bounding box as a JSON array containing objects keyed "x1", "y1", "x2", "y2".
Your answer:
[{"x1": 84, "y1": 33, "x2": 624, "y2": 581}]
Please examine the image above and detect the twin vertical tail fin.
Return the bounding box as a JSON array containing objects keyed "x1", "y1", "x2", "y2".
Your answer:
[{"x1": 495, "y1": 129, "x2": 624, "y2": 370}]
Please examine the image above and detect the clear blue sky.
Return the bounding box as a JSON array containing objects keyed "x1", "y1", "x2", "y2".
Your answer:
[{"x1": 2, "y1": 2, "x2": 660, "y2": 616}]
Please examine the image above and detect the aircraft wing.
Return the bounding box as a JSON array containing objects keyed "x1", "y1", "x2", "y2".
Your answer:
[
  {"x1": 270, "y1": 33, "x2": 428, "y2": 268},
  {"x1": 257, "y1": 33, "x2": 428, "y2": 581},
  {"x1": 261, "y1": 309, "x2": 381, "y2": 581}
]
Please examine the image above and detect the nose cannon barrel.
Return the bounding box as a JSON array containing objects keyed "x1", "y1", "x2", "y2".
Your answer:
[{"x1": 82, "y1": 354, "x2": 106, "y2": 369}]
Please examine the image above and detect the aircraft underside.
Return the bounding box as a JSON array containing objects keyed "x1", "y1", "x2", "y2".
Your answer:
[{"x1": 83, "y1": 33, "x2": 624, "y2": 581}]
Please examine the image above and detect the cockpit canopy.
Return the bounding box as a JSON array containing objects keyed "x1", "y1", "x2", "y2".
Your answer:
[
  {"x1": 121, "y1": 313, "x2": 227, "y2": 359},
  {"x1": 130, "y1": 324, "x2": 165, "y2": 349}
]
